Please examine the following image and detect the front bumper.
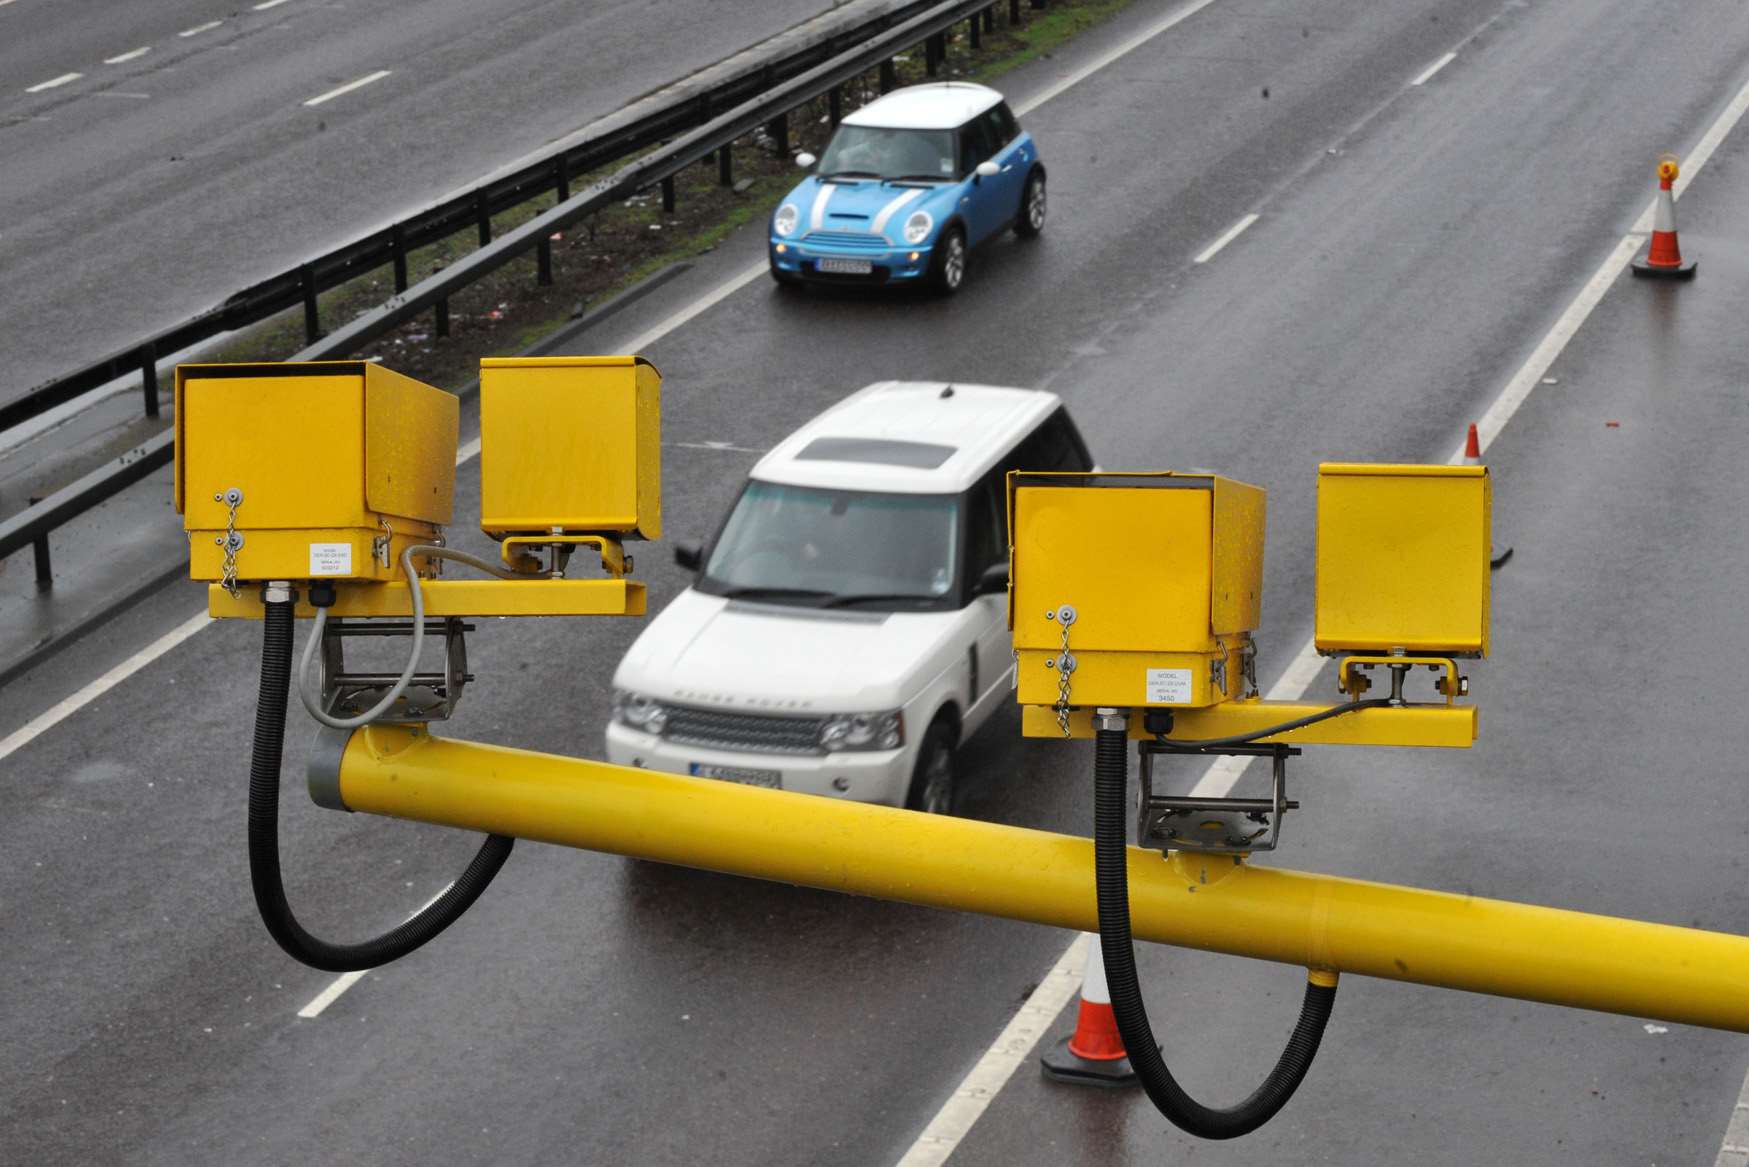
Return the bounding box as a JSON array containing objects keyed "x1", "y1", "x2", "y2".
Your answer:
[
  {"x1": 606, "y1": 722, "x2": 912, "y2": 806},
  {"x1": 769, "y1": 237, "x2": 932, "y2": 283}
]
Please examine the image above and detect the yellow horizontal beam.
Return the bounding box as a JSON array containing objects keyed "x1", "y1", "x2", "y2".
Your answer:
[
  {"x1": 333, "y1": 726, "x2": 1749, "y2": 1033},
  {"x1": 1021, "y1": 700, "x2": 1477, "y2": 747},
  {"x1": 206, "y1": 578, "x2": 645, "y2": 619}
]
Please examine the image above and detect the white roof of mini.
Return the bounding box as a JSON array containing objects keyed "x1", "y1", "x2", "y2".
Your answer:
[
  {"x1": 840, "y1": 82, "x2": 1003, "y2": 131},
  {"x1": 753, "y1": 381, "x2": 1059, "y2": 494}
]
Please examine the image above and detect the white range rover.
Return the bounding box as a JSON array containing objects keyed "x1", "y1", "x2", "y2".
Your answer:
[{"x1": 605, "y1": 381, "x2": 1092, "y2": 813}]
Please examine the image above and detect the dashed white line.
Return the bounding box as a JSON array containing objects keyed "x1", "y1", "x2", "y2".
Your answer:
[
  {"x1": 0, "y1": 1, "x2": 21, "y2": 9},
  {"x1": 93, "y1": 92, "x2": 152, "y2": 100},
  {"x1": 303, "y1": 69, "x2": 391, "y2": 107},
  {"x1": 1411, "y1": 51, "x2": 1457, "y2": 87},
  {"x1": 26, "y1": 72, "x2": 82, "y2": 93},
  {"x1": 179, "y1": 20, "x2": 223, "y2": 37},
  {"x1": 1192, "y1": 212, "x2": 1259, "y2": 263},
  {"x1": 253, "y1": 0, "x2": 293, "y2": 8},
  {"x1": 104, "y1": 47, "x2": 151, "y2": 64}
]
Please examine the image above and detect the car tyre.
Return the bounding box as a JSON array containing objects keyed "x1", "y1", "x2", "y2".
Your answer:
[
  {"x1": 905, "y1": 718, "x2": 957, "y2": 815},
  {"x1": 928, "y1": 227, "x2": 968, "y2": 295},
  {"x1": 1015, "y1": 170, "x2": 1046, "y2": 238}
]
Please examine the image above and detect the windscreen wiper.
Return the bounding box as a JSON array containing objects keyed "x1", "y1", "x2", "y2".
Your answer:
[
  {"x1": 887, "y1": 174, "x2": 950, "y2": 185},
  {"x1": 819, "y1": 169, "x2": 880, "y2": 181},
  {"x1": 716, "y1": 585, "x2": 834, "y2": 602},
  {"x1": 820, "y1": 592, "x2": 938, "y2": 608}
]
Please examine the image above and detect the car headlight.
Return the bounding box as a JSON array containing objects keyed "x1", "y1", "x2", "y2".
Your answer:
[
  {"x1": 613, "y1": 689, "x2": 668, "y2": 734},
  {"x1": 901, "y1": 210, "x2": 933, "y2": 245},
  {"x1": 773, "y1": 203, "x2": 799, "y2": 237},
  {"x1": 819, "y1": 710, "x2": 904, "y2": 752}
]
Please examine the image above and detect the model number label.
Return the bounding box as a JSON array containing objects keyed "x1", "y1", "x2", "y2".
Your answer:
[
  {"x1": 309, "y1": 543, "x2": 353, "y2": 576},
  {"x1": 1145, "y1": 668, "x2": 1193, "y2": 704}
]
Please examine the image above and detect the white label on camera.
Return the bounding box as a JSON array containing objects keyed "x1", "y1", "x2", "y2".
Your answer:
[
  {"x1": 1145, "y1": 668, "x2": 1193, "y2": 704},
  {"x1": 309, "y1": 543, "x2": 352, "y2": 576}
]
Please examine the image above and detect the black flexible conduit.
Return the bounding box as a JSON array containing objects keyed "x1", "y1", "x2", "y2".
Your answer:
[
  {"x1": 249, "y1": 597, "x2": 514, "y2": 972},
  {"x1": 1155, "y1": 697, "x2": 1391, "y2": 750},
  {"x1": 1093, "y1": 720, "x2": 1338, "y2": 1139}
]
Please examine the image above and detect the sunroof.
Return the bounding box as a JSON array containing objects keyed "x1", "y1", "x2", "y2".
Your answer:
[{"x1": 795, "y1": 436, "x2": 957, "y2": 469}]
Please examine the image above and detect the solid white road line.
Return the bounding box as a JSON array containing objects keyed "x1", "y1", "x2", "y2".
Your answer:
[
  {"x1": 1014, "y1": 0, "x2": 1221, "y2": 117},
  {"x1": 620, "y1": 262, "x2": 769, "y2": 355},
  {"x1": 0, "y1": 613, "x2": 212, "y2": 765},
  {"x1": 296, "y1": 886, "x2": 454, "y2": 1017},
  {"x1": 0, "y1": 1, "x2": 21, "y2": 9},
  {"x1": 302, "y1": 69, "x2": 391, "y2": 108},
  {"x1": 1192, "y1": 212, "x2": 1258, "y2": 264},
  {"x1": 104, "y1": 47, "x2": 151, "y2": 64},
  {"x1": 253, "y1": 0, "x2": 293, "y2": 9},
  {"x1": 26, "y1": 72, "x2": 82, "y2": 93},
  {"x1": 895, "y1": 937, "x2": 1087, "y2": 1167},
  {"x1": 179, "y1": 20, "x2": 223, "y2": 38},
  {"x1": 899, "y1": 69, "x2": 1749, "y2": 1167},
  {"x1": 1411, "y1": 51, "x2": 1457, "y2": 87}
]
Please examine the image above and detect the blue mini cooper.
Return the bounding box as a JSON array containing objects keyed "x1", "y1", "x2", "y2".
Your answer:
[{"x1": 768, "y1": 82, "x2": 1046, "y2": 293}]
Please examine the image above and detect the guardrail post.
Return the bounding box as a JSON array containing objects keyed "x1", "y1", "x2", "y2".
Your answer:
[
  {"x1": 880, "y1": 59, "x2": 897, "y2": 93},
  {"x1": 718, "y1": 141, "x2": 733, "y2": 187},
  {"x1": 969, "y1": 13, "x2": 981, "y2": 49},
  {"x1": 139, "y1": 343, "x2": 160, "y2": 419},
  {"x1": 475, "y1": 191, "x2": 492, "y2": 247},
  {"x1": 828, "y1": 86, "x2": 842, "y2": 127},
  {"x1": 1032, "y1": 0, "x2": 1047, "y2": 9},
  {"x1": 435, "y1": 298, "x2": 450, "y2": 339},
  {"x1": 926, "y1": 32, "x2": 943, "y2": 76},
  {"x1": 768, "y1": 112, "x2": 789, "y2": 156},
  {"x1": 662, "y1": 176, "x2": 676, "y2": 213},
  {"x1": 982, "y1": 6, "x2": 995, "y2": 33},
  {"x1": 300, "y1": 264, "x2": 321, "y2": 343},
  {"x1": 537, "y1": 236, "x2": 554, "y2": 286},
  {"x1": 392, "y1": 224, "x2": 409, "y2": 293},
  {"x1": 27, "y1": 499, "x2": 51, "y2": 591},
  {"x1": 555, "y1": 154, "x2": 571, "y2": 201},
  {"x1": 1010, "y1": 0, "x2": 1021, "y2": 22}
]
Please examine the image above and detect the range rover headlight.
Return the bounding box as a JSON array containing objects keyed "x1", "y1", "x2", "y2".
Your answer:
[
  {"x1": 773, "y1": 203, "x2": 800, "y2": 237},
  {"x1": 613, "y1": 689, "x2": 669, "y2": 734},
  {"x1": 901, "y1": 210, "x2": 934, "y2": 245},
  {"x1": 819, "y1": 710, "x2": 904, "y2": 752}
]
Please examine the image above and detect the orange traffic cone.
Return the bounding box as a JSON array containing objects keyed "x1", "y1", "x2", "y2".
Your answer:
[
  {"x1": 1040, "y1": 934, "x2": 1138, "y2": 1087},
  {"x1": 1465, "y1": 423, "x2": 1514, "y2": 570},
  {"x1": 1631, "y1": 157, "x2": 1696, "y2": 279}
]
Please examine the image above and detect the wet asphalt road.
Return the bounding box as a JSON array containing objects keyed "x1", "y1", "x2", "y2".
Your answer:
[
  {"x1": 4, "y1": 0, "x2": 1749, "y2": 1163},
  {"x1": 0, "y1": 0, "x2": 845, "y2": 403}
]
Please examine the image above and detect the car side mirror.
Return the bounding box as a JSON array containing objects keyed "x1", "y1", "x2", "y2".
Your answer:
[
  {"x1": 796, "y1": 152, "x2": 817, "y2": 170},
  {"x1": 973, "y1": 562, "x2": 1009, "y2": 596},
  {"x1": 975, "y1": 160, "x2": 1001, "y2": 180},
  {"x1": 674, "y1": 541, "x2": 703, "y2": 572}
]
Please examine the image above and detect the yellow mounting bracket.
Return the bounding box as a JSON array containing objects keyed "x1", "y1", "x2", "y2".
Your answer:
[
  {"x1": 501, "y1": 534, "x2": 628, "y2": 578},
  {"x1": 1337, "y1": 654, "x2": 1466, "y2": 704}
]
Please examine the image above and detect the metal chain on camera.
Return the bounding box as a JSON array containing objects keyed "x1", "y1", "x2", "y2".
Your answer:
[
  {"x1": 1048, "y1": 604, "x2": 1077, "y2": 739},
  {"x1": 214, "y1": 488, "x2": 244, "y2": 598}
]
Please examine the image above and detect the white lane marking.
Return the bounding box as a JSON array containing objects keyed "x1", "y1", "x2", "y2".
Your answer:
[
  {"x1": 302, "y1": 69, "x2": 391, "y2": 107},
  {"x1": 179, "y1": 20, "x2": 222, "y2": 37},
  {"x1": 0, "y1": 1, "x2": 20, "y2": 8},
  {"x1": 1192, "y1": 212, "x2": 1258, "y2": 264},
  {"x1": 1014, "y1": 0, "x2": 1220, "y2": 117},
  {"x1": 900, "y1": 69, "x2": 1749, "y2": 1167},
  {"x1": 1411, "y1": 51, "x2": 1457, "y2": 87},
  {"x1": 0, "y1": 613, "x2": 212, "y2": 765},
  {"x1": 296, "y1": 885, "x2": 453, "y2": 1018},
  {"x1": 621, "y1": 261, "x2": 768, "y2": 354},
  {"x1": 104, "y1": 47, "x2": 151, "y2": 64},
  {"x1": 26, "y1": 72, "x2": 82, "y2": 93},
  {"x1": 253, "y1": 0, "x2": 293, "y2": 9},
  {"x1": 896, "y1": 937, "x2": 1086, "y2": 1167},
  {"x1": 674, "y1": 441, "x2": 764, "y2": 453},
  {"x1": 93, "y1": 92, "x2": 152, "y2": 100}
]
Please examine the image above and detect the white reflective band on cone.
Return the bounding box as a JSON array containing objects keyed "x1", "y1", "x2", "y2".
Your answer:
[{"x1": 1081, "y1": 931, "x2": 1112, "y2": 1005}]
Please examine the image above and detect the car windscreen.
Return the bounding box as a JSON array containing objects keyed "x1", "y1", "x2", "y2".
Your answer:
[
  {"x1": 816, "y1": 125, "x2": 957, "y2": 181},
  {"x1": 698, "y1": 481, "x2": 960, "y2": 610}
]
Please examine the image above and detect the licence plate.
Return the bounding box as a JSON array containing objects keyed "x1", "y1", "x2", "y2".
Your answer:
[
  {"x1": 689, "y1": 762, "x2": 781, "y2": 788},
  {"x1": 816, "y1": 257, "x2": 873, "y2": 275}
]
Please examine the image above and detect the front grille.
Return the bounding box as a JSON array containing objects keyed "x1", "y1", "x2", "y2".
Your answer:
[
  {"x1": 803, "y1": 230, "x2": 889, "y2": 251},
  {"x1": 664, "y1": 706, "x2": 827, "y2": 755}
]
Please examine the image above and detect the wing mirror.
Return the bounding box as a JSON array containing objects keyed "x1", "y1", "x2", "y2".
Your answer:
[
  {"x1": 975, "y1": 160, "x2": 1001, "y2": 180},
  {"x1": 973, "y1": 562, "x2": 1009, "y2": 596},
  {"x1": 674, "y1": 541, "x2": 703, "y2": 572},
  {"x1": 796, "y1": 152, "x2": 817, "y2": 170}
]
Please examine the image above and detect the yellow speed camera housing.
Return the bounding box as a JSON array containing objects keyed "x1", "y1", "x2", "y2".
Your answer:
[
  {"x1": 479, "y1": 356, "x2": 661, "y2": 542},
  {"x1": 1008, "y1": 471, "x2": 1265, "y2": 709},
  {"x1": 175, "y1": 361, "x2": 457, "y2": 584},
  {"x1": 1315, "y1": 463, "x2": 1490, "y2": 657}
]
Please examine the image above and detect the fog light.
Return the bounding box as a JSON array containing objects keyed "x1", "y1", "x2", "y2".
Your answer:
[
  {"x1": 908, "y1": 251, "x2": 920, "y2": 261},
  {"x1": 831, "y1": 776, "x2": 851, "y2": 792},
  {"x1": 775, "y1": 243, "x2": 788, "y2": 254}
]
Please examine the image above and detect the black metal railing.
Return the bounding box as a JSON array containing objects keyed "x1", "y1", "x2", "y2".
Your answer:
[{"x1": 2, "y1": 0, "x2": 1046, "y2": 588}]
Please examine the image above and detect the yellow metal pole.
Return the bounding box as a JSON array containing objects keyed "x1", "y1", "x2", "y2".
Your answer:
[{"x1": 335, "y1": 726, "x2": 1749, "y2": 1033}]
